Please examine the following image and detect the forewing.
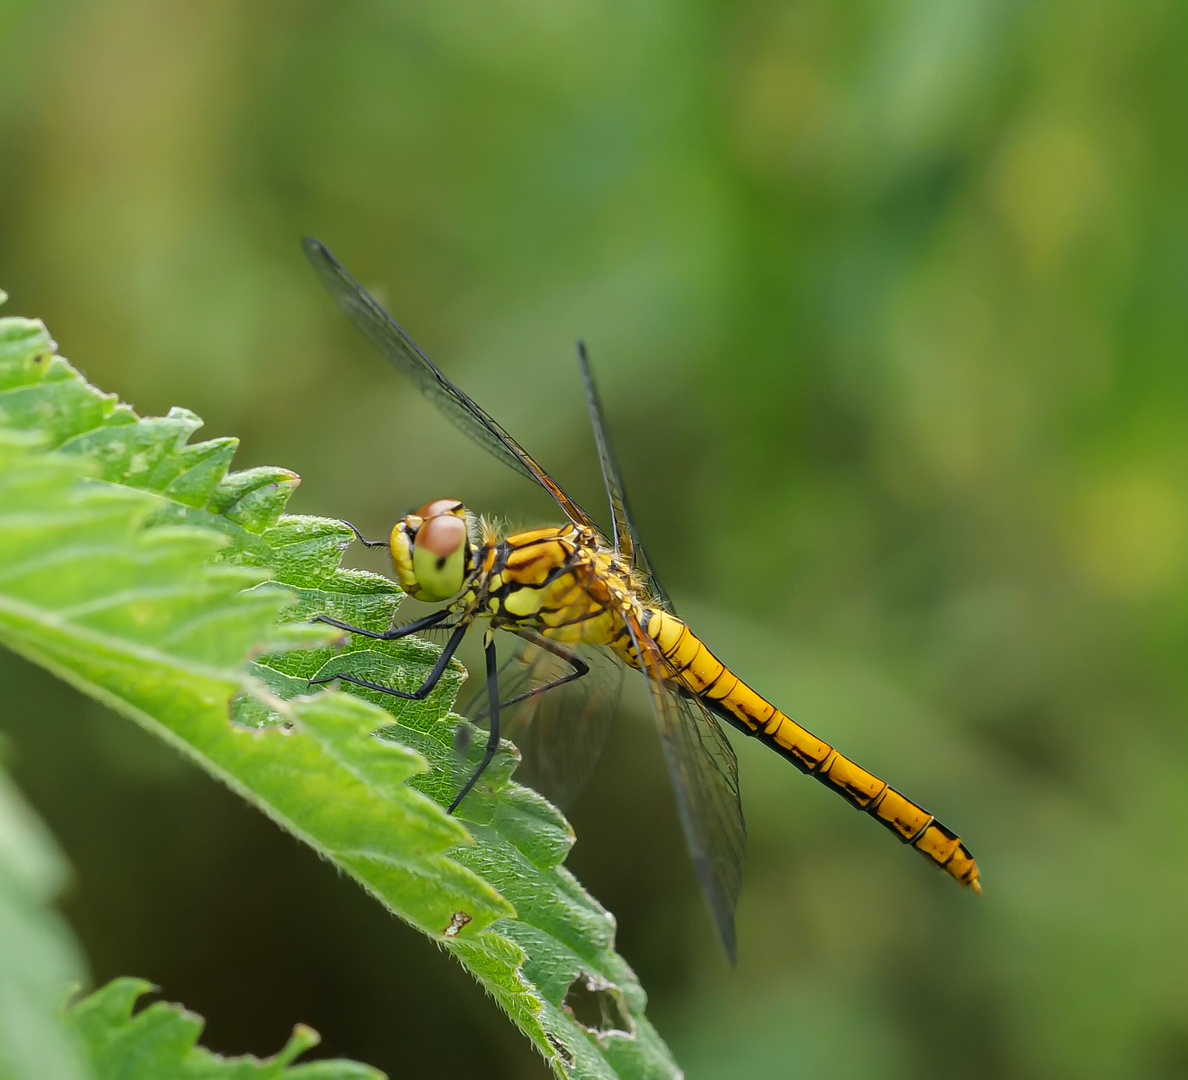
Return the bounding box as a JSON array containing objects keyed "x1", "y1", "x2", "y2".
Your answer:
[
  {"x1": 304, "y1": 238, "x2": 598, "y2": 532},
  {"x1": 576, "y1": 345, "x2": 675, "y2": 612},
  {"x1": 624, "y1": 618, "x2": 745, "y2": 962},
  {"x1": 457, "y1": 630, "x2": 625, "y2": 809},
  {"x1": 577, "y1": 343, "x2": 633, "y2": 558}
]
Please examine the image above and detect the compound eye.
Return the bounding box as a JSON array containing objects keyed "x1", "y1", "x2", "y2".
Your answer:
[
  {"x1": 412, "y1": 513, "x2": 468, "y2": 601},
  {"x1": 414, "y1": 498, "x2": 465, "y2": 520}
]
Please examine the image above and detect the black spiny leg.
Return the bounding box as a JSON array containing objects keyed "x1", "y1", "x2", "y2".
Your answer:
[
  {"x1": 501, "y1": 636, "x2": 589, "y2": 710},
  {"x1": 313, "y1": 606, "x2": 452, "y2": 641},
  {"x1": 469, "y1": 633, "x2": 589, "y2": 718},
  {"x1": 341, "y1": 520, "x2": 391, "y2": 549},
  {"x1": 447, "y1": 631, "x2": 502, "y2": 814},
  {"x1": 310, "y1": 614, "x2": 467, "y2": 700}
]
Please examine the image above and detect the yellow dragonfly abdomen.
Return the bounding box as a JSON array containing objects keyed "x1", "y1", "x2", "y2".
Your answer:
[
  {"x1": 640, "y1": 608, "x2": 982, "y2": 893},
  {"x1": 484, "y1": 525, "x2": 980, "y2": 894}
]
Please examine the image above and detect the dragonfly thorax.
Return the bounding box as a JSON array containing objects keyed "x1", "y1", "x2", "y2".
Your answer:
[{"x1": 389, "y1": 498, "x2": 475, "y2": 601}]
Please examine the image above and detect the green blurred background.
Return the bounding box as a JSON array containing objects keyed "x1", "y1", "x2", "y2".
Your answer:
[{"x1": 3, "y1": 1, "x2": 1187, "y2": 1076}]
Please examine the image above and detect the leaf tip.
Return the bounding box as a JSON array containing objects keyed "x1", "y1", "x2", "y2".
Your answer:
[{"x1": 278, "y1": 1023, "x2": 322, "y2": 1064}]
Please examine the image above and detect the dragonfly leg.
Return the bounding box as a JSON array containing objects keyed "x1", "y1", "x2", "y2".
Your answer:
[
  {"x1": 312, "y1": 606, "x2": 452, "y2": 641},
  {"x1": 310, "y1": 618, "x2": 467, "y2": 699},
  {"x1": 447, "y1": 631, "x2": 502, "y2": 814},
  {"x1": 340, "y1": 519, "x2": 390, "y2": 548},
  {"x1": 500, "y1": 635, "x2": 589, "y2": 710}
]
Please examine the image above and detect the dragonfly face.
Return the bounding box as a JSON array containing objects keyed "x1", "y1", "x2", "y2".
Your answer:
[
  {"x1": 390, "y1": 498, "x2": 475, "y2": 602},
  {"x1": 303, "y1": 237, "x2": 981, "y2": 964}
]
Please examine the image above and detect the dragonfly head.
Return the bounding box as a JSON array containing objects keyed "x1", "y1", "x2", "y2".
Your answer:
[{"x1": 390, "y1": 498, "x2": 473, "y2": 602}]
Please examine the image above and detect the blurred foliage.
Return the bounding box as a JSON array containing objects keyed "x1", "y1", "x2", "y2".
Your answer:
[
  {"x1": 0, "y1": 756, "x2": 91, "y2": 1080},
  {"x1": 1, "y1": 0, "x2": 1187, "y2": 1078}
]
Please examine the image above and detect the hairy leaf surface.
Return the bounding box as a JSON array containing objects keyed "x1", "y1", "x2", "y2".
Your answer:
[{"x1": 0, "y1": 311, "x2": 680, "y2": 1079}]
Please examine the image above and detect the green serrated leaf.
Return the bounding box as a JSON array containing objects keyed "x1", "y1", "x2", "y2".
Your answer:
[
  {"x1": 0, "y1": 312, "x2": 683, "y2": 1079},
  {"x1": 208, "y1": 465, "x2": 302, "y2": 532},
  {"x1": 60, "y1": 407, "x2": 239, "y2": 508},
  {"x1": 64, "y1": 978, "x2": 382, "y2": 1080}
]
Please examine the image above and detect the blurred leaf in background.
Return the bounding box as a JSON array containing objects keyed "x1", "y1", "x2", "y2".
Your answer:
[
  {"x1": 0, "y1": 759, "x2": 91, "y2": 1080},
  {"x1": 2, "y1": 0, "x2": 1187, "y2": 1078}
]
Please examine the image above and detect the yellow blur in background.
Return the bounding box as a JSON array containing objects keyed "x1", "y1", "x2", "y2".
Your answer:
[{"x1": 2, "y1": 1, "x2": 1187, "y2": 1077}]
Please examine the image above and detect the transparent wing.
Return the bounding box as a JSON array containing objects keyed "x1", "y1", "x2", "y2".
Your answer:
[
  {"x1": 624, "y1": 616, "x2": 745, "y2": 962},
  {"x1": 304, "y1": 238, "x2": 599, "y2": 533},
  {"x1": 457, "y1": 630, "x2": 625, "y2": 809},
  {"x1": 577, "y1": 344, "x2": 675, "y2": 612}
]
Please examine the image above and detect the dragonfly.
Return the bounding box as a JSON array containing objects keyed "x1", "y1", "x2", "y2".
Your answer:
[{"x1": 302, "y1": 237, "x2": 981, "y2": 961}]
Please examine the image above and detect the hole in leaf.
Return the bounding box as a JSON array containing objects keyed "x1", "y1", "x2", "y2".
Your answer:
[{"x1": 562, "y1": 973, "x2": 635, "y2": 1040}]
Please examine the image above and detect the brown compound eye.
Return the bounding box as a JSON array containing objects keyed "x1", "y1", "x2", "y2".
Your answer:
[
  {"x1": 415, "y1": 513, "x2": 467, "y2": 561},
  {"x1": 411, "y1": 512, "x2": 469, "y2": 601},
  {"x1": 415, "y1": 498, "x2": 464, "y2": 520}
]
